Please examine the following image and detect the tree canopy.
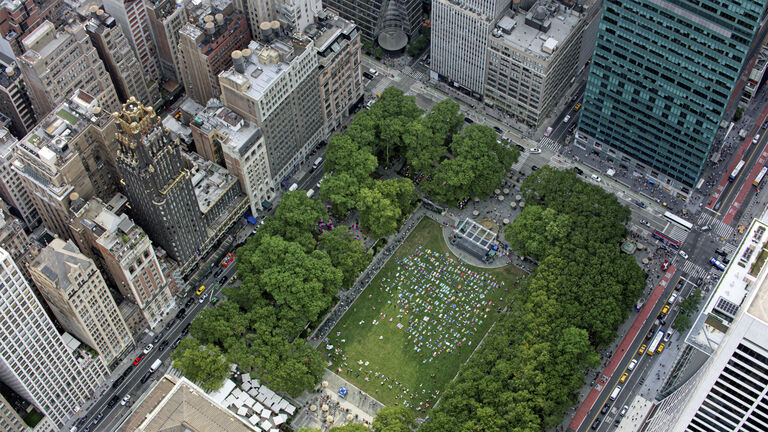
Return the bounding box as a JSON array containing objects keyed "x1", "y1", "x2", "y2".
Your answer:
[
  {"x1": 319, "y1": 227, "x2": 373, "y2": 288},
  {"x1": 170, "y1": 338, "x2": 230, "y2": 392}
]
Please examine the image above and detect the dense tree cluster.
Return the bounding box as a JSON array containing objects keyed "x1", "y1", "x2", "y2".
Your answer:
[
  {"x1": 421, "y1": 168, "x2": 644, "y2": 431},
  {"x1": 406, "y1": 26, "x2": 430, "y2": 57},
  {"x1": 321, "y1": 87, "x2": 517, "y2": 236},
  {"x1": 172, "y1": 191, "x2": 372, "y2": 395}
]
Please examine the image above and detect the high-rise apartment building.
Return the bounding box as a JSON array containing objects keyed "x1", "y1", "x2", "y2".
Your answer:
[
  {"x1": 0, "y1": 54, "x2": 36, "y2": 139},
  {"x1": 29, "y1": 238, "x2": 133, "y2": 366},
  {"x1": 311, "y1": 10, "x2": 364, "y2": 135},
  {"x1": 219, "y1": 35, "x2": 324, "y2": 185},
  {"x1": 83, "y1": 6, "x2": 158, "y2": 106},
  {"x1": 0, "y1": 126, "x2": 39, "y2": 228},
  {"x1": 102, "y1": 0, "x2": 160, "y2": 81},
  {"x1": 0, "y1": 0, "x2": 65, "y2": 56},
  {"x1": 192, "y1": 100, "x2": 272, "y2": 214},
  {"x1": 0, "y1": 247, "x2": 109, "y2": 429},
  {"x1": 177, "y1": 2, "x2": 250, "y2": 104},
  {"x1": 323, "y1": 0, "x2": 421, "y2": 44},
  {"x1": 431, "y1": 0, "x2": 507, "y2": 96},
  {"x1": 146, "y1": 0, "x2": 189, "y2": 83},
  {"x1": 113, "y1": 98, "x2": 207, "y2": 265},
  {"x1": 70, "y1": 197, "x2": 175, "y2": 330},
  {"x1": 17, "y1": 20, "x2": 121, "y2": 118},
  {"x1": 13, "y1": 92, "x2": 119, "y2": 239},
  {"x1": 485, "y1": 0, "x2": 595, "y2": 128},
  {"x1": 643, "y1": 218, "x2": 768, "y2": 432},
  {"x1": 0, "y1": 208, "x2": 39, "y2": 284},
  {"x1": 278, "y1": 0, "x2": 323, "y2": 33},
  {"x1": 577, "y1": 0, "x2": 768, "y2": 192}
]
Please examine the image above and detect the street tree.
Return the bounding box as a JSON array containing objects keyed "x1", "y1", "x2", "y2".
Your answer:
[
  {"x1": 424, "y1": 99, "x2": 463, "y2": 146},
  {"x1": 170, "y1": 338, "x2": 229, "y2": 392},
  {"x1": 358, "y1": 187, "x2": 402, "y2": 239}
]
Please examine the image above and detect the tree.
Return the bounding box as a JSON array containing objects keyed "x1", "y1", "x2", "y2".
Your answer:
[
  {"x1": 320, "y1": 173, "x2": 364, "y2": 217},
  {"x1": 258, "y1": 339, "x2": 325, "y2": 397},
  {"x1": 424, "y1": 99, "x2": 462, "y2": 147},
  {"x1": 255, "y1": 190, "x2": 327, "y2": 251},
  {"x1": 680, "y1": 289, "x2": 702, "y2": 315},
  {"x1": 372, "y1": 406, "x2": 416, "y2": 432},
  {"x1": 170, "y1": 338, "x2": 230, "y2": 392},
  {"x1": 235, "y1": 234, "x2": 343, "y2": 331},
  {"x1": 734, "y1": 107, "x2": 745, "y2": 122},
  {"x1": 325, "y1": 134, "x2": 377, "y2": 182},
  {"x1": 673, "y1": 314, "x2": 692, "y2": 332},
  {"x1": 376, "y1": 177, "x2": 415, "y2": 216},
  {"x1": 358, "y1": 187, "x2": 402, "y2": 239},
  {"x1": 403, "y1": 117, "x2": 443, "y2": 173},
  {"x1": 319, "y1": 227, "x2": 372, "y2": 288}
]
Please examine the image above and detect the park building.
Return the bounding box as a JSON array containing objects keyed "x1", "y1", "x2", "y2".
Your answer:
[
  {"x1": 219, "y1": 33, "x2": 324, "y2": 189},
  {"x1": 0, "y1": 125, "x2": 39, "y2": 229},
  {"x1": 0, "y1": 247, "x2": 109, "y2": 429},
  {"x1": 69, "y1": 196, "x2": 176, "y2": 331},
  {"x1": 82, "y1": 5, "x2": 160, "y2": 107},
  {"x1": 641, "y1": 217, "x2": 768, "y2": 432},
  {"x1": 29, "y1": 238, "x2": 134, "y2": 367},
  {"x1": 177, "y1": 0, "x2": 251, "y2": 104},
  {"x1": 484, "y1": 0, "x2": 596, "y2": 128},
  {"x1": 576, "y1": 0, "x2": 768, "y2": 194},
  {"x1": 12, "y1": 91, "x2": 120, "y2": 241},
  {"x1": 17, "y1": 20, "x2": 121, "y2": 118},
  {"x1": 308, "y1": 10, "x2": 365, "y2": 136}
]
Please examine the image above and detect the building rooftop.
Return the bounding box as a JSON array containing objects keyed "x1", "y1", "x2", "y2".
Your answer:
[
  {"x1": 14, "y1": 91, "x2": 105, "y2": 190},
  {"x1": 118, "y1": 375, "x2": 255, "y2": 432},
  {"x1": 307, "y1": 11, "x2": 359, "y2": 68},
  {"x1": 491, "y1": 0, "x2": 590, "y2": 62},
  {"x1": 193, "y1": 100, "x2": 263, "y2": 157},
  {"x1": 184, "y1": 150, "x2": 239, "y2": 214},
  {"x1": 32, "y1": 238, "x2": 92, "y2": 293},
  {"x1": 0, "y1": 125, "x2": 17, "y2": 159},
  {"x1": 686, "y1": 219, "x2": 768, "y2": 356},
  {"x1": 74, "y1": 197, "x2": 149, "y2": 264},
  {"x1": 218, "y1": 37, "x2": 308, "y2": 102}
]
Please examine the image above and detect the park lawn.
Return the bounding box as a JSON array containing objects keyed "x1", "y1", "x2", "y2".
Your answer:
[{"x1": 323, "y1": 218, "x2": 525, "y2": 410}]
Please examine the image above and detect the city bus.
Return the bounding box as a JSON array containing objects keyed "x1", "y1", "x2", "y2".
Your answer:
[
  {"x1": 647, "y1": 329, "x2": 664, "y2": 356},
  {"x1": 755, "y1": 166, "x2": 768, "y2": 188},
  {"x1": 663, "y1": 211, "x2": 693, "y2": 232},
  {"x1": 653, "y1": 230, "x2": 682, "y2": 249},
  {"x1": 730, "y1": 160, "x2": 746, "y2": 181},
  {"x1": 196, "y1": 285, "x2": 206, "y2": 296}
]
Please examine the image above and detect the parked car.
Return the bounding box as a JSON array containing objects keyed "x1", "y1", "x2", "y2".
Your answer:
[
  {"x1": 619, "y1": 372, "x2": 628, "y2": 383},
  {"x1": 107, "y1": 396, "x2": 120, "y2": 408},
  {"x1": 133, "y1": 355, "x2": 144, "y2": 366},
  {"x1": 638, "y1": 344, "x2": 647, "y2": 355},
  {"x1": 143, "y1": 344, "x2": 154, "y2": 354},
  {"x1": 464, "y1": 117, "x2": 474, "y2": 124},
  {"x1": 591, "y1": 174, "x2": 602, "y2": 182},
  {"x1": 152, "y1": 333, "x2": 163, "y2": 344},
  {"x1": 92, "y1": 413, "x2": 103, "y2": 425},
  {"x1": 493, "y1": 126, "x2": 503, "y2": 134},
  {"x1": 121, "y1": 394, "x2": 131, "y2": 406}
]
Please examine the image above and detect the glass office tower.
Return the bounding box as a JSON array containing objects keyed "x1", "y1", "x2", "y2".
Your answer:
[{"x1": 577, "y1": 0, "x2": 767, "y2": 192}]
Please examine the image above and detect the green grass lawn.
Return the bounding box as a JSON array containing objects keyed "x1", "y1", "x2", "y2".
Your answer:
[{"x1": 323, "y1": 218, "x2": 524, "y2": 411}]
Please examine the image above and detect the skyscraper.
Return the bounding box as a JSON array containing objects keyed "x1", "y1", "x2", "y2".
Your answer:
[
  {"x1": 577, "y1": 0, "x2": 768, "y2": 192},
  {"x1": 102, "y1": 0, "x2": 160, "y2": 81},
  {"x1": 29, "y1": 239, "x2": 133, "y2": 366},
  {"x1": 431, "y1": 0, "x2": 507, "y2": 96},
  {"x1": 0, "y1": 247, "x2": 108, "y2": 429},
  {"x1": 113, "y1": 98, "x2": 206, "y2": 264},
  {"x1": 323, "y1": 0, "x2": 421, "y2": 44}
]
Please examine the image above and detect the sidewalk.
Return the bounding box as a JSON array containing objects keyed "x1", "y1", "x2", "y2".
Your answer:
[{"x1": 568, "y1": 265, "x2": 677, "y2": 432}]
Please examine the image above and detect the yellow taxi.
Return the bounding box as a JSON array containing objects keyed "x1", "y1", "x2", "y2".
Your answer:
[
  {"x1": 573, "y1": 103, "x2": 582, "y2": 112},
  {"x1": 657, "y1": 343, "x2": 666, "y2": 354},
  {"x1": 619, "y1": 372, "x2": 629, "y2": 383},
  {"x1": 638, "y1": 344, "x2": 647, "y2": 355},
  {"x1": 661, "y1": 305, "x2": 670, "y2": 315}
]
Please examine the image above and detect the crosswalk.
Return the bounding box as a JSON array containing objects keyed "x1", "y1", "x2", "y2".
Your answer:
[
  {"x1": 538, "y1": 137, "x2": 561, "y2": 153},
  {"x1": 697, "y1": 213, "x2": 734, "y2": 238},
  {"x1": 680, "y1": 260, "x2": 709, "y2": 280}
]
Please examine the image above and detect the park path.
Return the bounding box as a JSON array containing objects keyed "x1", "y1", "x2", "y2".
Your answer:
[{"x1": 568, "y1": 265, "x2": 677, "y2": 432}]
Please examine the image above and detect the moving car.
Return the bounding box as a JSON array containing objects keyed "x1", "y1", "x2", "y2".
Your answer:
[
  {"x1": 619, "y1": 372, "x2": 628, "y2": 383},
  {"x1": 679, "y1": 250, "x2": 689, "y2": 260},
  {"x1": 638, "y1": 344, "x2": 647, "y2": 355},
  {"x1": 199, "y1": 293, "x2": 208, "y2": 303},
  {"x1": 591, "y1": 174, "x2": 602, "y2": 182},
  {"x1": 657, "y1": 343, "x2": 666, "y2": 354},
  {"x1": 660, "y1": 305, "x2": 670, "y2": 316},
  {"x1": 563, "y1": 115, "x2": 571, "y2": 123},
  {"x1": 464, "y1": 117, "x2": 474, "y2": 124},
  {"x1": 92, "y1": 413, "x2": 103, "y2": 425},
  {"x1": 573, "y1": 102, "x2": 582, "y2": 111},
  {"x1": 143, "y1": 344, "x2": 154, "y2": 354},
  {"x1": 628, "y1": 359, "x2": 638, "y2": 371},
  {"x1": 107, "y1": 396, "x2": 120, "y2": 408},
  {"x1": 635, "y1": 200, "x2": 646, "y2": 208},
  {"x1": 121, "y1": 394, "x2": 131, "y2": 406},
  {"x1": 529, "y1": 148, "x2": 542, "y2": 154}
]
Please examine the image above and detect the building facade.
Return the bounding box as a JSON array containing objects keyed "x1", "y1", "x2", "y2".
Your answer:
[
  {"x1": 311, "y1": 11, "x2": 364, "y2": 136},
  {"x1": 0, "y1": 126, "x2": 39, "y2": 228},
  {"x1": 484, "y1": 1, "x2": 595, "y2": 128},
  {"x1": 323, "y1": 0, "x2": 421, "y2": 43},
  {"x1": 0, "y1": 247, "x2": 108, "y2": 429},
  {"x1": 17, "y1": 20, "x2": 120, "y2": 118},
  {"x1": 431, "y1": 0, "x2": 507, "y2": 96},
  {"x1": 177, "y1": 2, "x2": 250, "y2": 104},
  {"x1": 102, "y1": 0, "x2": 160, "y2": 81},
  {"x1": 576, "y1": 0, "x2": 768, "y2": 192},
  {"x1": 0, "y1": 56, "x2": 36, "y2": 139},
  {"x1": 84, "y1": 6, "x2": 157, "y2": 106},
  {"x1": 113, "y1": 98, "x2": 207, "y2": 265},
  {"x1": 146, "y1": 0, "x2": 189, "y2": 83},
  {"x1": 219, "y1": 35, "x2": 324, "y2": 186},
  {"x1": 0, "y1": 0, "x2": 65, "y2": 56},
  {"x1": 0, "y1": 208, "x2": 39, "y2": 284},
  {"x1": 29, "y1": 239, "x2": 133, "y2": 366}
]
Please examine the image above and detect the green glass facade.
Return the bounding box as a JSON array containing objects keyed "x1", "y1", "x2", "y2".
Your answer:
[{"x1": 578, "y1": 0, "x2": 767, "y2": 189}]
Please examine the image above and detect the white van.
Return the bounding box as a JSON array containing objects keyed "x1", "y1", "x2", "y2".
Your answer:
[
  {"x1": 149, "y1": 359, "x2": 162, "y2": 373},
  {"x1": 306, "y1": 189, "x2": 315, "y2": 198},
  {"x1": 610, "y1": 385, "x2": 622, "y2": 400},
  {"x1": 288, "y1": 183, "x2": 298, "y2": 192},
  {"x1": 312, "y1": 157, "x2": 323, "y2": 171}
]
